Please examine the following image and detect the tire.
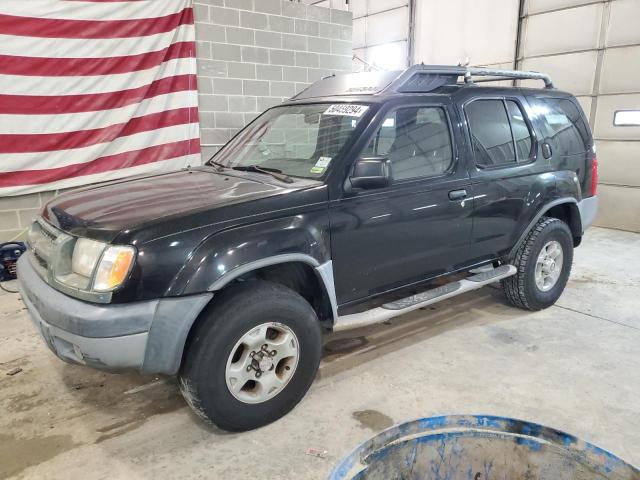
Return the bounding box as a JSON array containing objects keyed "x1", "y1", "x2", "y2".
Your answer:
[
  {"x1": 501, "y1": 217, "x2": 573, "y2": 311},
  {"x1": 179, "y1": 280, "x2": 322, "y2": 431}
]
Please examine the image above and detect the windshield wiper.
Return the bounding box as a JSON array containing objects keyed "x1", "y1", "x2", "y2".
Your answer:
[
  {"x1": 231, "y1": 165, "x2": 294, "y2": 184},
  {"x1": 206, "y1": 160, "x2": 227, "y2": 172}
]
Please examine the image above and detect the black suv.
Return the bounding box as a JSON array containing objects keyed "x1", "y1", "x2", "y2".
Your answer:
[{"x1": 19, "y1": 65, "x2": 598, "y2": 431}]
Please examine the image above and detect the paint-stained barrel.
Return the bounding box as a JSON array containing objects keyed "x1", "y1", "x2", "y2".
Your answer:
[{"x1": 329, "y1": 415, "x2": 640, "y2": 480}]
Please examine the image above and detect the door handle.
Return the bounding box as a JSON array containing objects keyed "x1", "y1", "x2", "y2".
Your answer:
[{"x1": 448, "y1": 189, "x2": 467, "y2": 201}]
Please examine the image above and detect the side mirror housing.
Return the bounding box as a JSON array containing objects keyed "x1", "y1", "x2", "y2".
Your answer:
[{"x1": 349, "y1": 157, "x2": 392, "y2": 190}]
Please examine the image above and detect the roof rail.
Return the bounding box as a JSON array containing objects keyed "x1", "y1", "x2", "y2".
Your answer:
[{"x1": 387, "y1": 64, "x2": 554, "y2": 93}]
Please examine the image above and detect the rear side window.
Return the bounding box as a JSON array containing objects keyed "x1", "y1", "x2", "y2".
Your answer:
[
  {"x1": 365, "y1": 106, "x2": 453, "y2": 181},
  {"x1": 466, "y1": 99, "x2": 534, "y2": 167},
  {"x1": 537, "y1": 98, "x2": 589, "y2": 155}
]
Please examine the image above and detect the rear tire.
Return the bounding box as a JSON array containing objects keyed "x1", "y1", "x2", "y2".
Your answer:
[
  {"x1": 179, "y1": 280, "x2": 322, "y2": 431},
  {"x1": 501, "y1": 217, "x2": 573, "y2": 311}
]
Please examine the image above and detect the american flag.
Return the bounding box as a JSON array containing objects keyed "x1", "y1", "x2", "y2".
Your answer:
[{"x1": 0, "y1": 0, "x2": 201, "y2": 197}]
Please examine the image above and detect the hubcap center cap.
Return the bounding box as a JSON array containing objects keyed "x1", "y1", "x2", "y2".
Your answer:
[{"x1": 257, "y1": 354, "x2": 273, "y2": 372}]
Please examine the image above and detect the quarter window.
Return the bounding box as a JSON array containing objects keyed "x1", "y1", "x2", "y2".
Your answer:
[
  {"x1": 466, "y1": 100, "x2": 516, "y2": 167},
  {"x1": 537, "y1": 98, "x2": 588, "y2": 155},
  {"x1": 365, "y1": 106, "x2": 453, "y2": 181}
]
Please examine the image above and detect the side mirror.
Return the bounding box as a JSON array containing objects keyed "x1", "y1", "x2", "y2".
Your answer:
[
  {"x1": 542, "y1": 141, "x2": 553, "y2": 159},
  {"x1": 349, "y1": 157, "x2": 392, "y2": 190}
]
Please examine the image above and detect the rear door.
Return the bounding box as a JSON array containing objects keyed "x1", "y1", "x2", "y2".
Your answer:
[
  {"x1": 460, "y1": 93, "x2": 554, "y2": 263},
  {"x1": 329, "y1": 99, "x2": 473, "y2": 306}
]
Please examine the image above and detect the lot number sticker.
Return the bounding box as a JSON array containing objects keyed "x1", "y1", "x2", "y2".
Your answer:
[
  {"x1": 310, "y1": 156, "x2": 332, "y2": 174},
  {"x1": 324, "y1": 104, "x2": 369, "y2": 117}
]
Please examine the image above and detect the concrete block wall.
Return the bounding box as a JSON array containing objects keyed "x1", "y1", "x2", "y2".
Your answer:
[
  {"x1": 194, "y1": 0, "x2": 353, "y2": 159},
  {"x1": 0, "y1": 191, "x2": 60, "y2": 242}
]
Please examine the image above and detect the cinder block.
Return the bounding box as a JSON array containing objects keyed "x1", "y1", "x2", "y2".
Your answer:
[
  {"x1": 196, "y1": 0, "x2": 223, "y2": 5},
  {"x1": 283, "y1": 66, "x2": 307, "y2": 82},
  {"x1": 197, "y1": 58, "x2": 228, "y2": 77},
  {"x1": 241, "y1": 46, "x2": 269, "y2": 63},
  {"x1": 257, "y1": 96, "x2": 283, "y2": 111},
  {"x1": 268, "y1": 15, "x2": 295, "y2": 33},
  {"x1": 223, "y1": 0, "x2": 252, "y2": 12},
  {"x1": 282, "y1": 1, "x2": 307, "y2": 19},
  {"x1": 318, "y1": 54, "x2": 339, "y2": 70},
  {"x1": 229, "y1": 95, "x2": 257, "y2": 112},
  {"x1": 201, "y1": 128, "x2": 231, "y2": 146},
  {"x1": 0, "y1": 193, "x2": 41, "y2": 211},
  {"x1": 226, "y1": 26, "x2": 255, "y2": 46},
  {"x1": 196, "y1": 41, "x2": 212, "y2": 59},
  {"x1": 282, "y1": 33, "x2": 307, "y2": 51},
  {"x1": 213, "y1": 77, "x2": 243, "y2": 94},
  {"x1": 228, "y1": 61, "x2": 256, "y2": 79},
  {"x1": 210, "y1": 7, "x2": 240, "y2": 26},
  {"x1": 18, "y1": 209, "x2": 40, "y2": 228},
  {"x1": 211, "y1": 43, "x2": 242, "y2": 61},
  {"x1": 331, "y1": 8, "x2": 352, "y2": 26},
  {"x1": 255, "y1": 31, "x2": 281, "y2": 49},
  {"x1": 39, "y1": 191, "x2": 59, "y2": 205},
  {"x1": 270, "y1": 49, "x2": 295, "y2": 66},
  {"x1": 257, "y1": 64, "x2": 283, "y2": 81},
  {"x1": 194, "y1": 3, "x2": 209, "y2": 23},
  {"x1": 198, "y1": 111, "x2": 216, "y2": 129},
  {"x1": 295, "y1": 51, "x2": 319, "y2": 68},
  {"x1": 241, "y1": 11, "x2": 268, "y2": 29},
  {"x1": 295, "y1": 19, "x2": 319, "y2": 36},
  {"x1": 307, "y1": 5, "x2": 330, "y2": 23},
  {"x1": 318, "y1": 22, "x2": 331, "y2": 38},
  {"x1": 308, "y1": 37, "x2": 331, "y2": 54},
  {"x1": 196, "y1": 23, "x2": 226, "y2": 43},
  {"x1": 199, "y1": 94, "x2": 229, "y2": 111},
  {"x1": 244, "y1": 112, "x2": 259, "y2": 124},
  {"x1": 0, "y1": 211, "x2": 20, "y2": 230},
  {"x1": 243, "y1": 79, "x2": 270, "y2": 96},
  {"x1": 307, "y1": 67, "x2": 329, "y2": 82},
  {"x1": 331, "y1": 39, "x2": 351, "y2": 56},
  {"x1": 198, "y1": 78, "x2": 214, "y2": 94},
  {"x1": 0, "y1": 230, "x2": 26, "y2": 242},
  {"x1": 254, "y1": 0, "x2": 281, "y2": 15},
  {"x1": 270, "y1": 81, "x2": 296, "y2": 98},
  {"x1": 333, "y1": 24, "x2": 352, "y2": 42},
  {"x1": 201, "y1": 145, "x2": 221, "y2": 160},
  {"x1": 216, "y1": 112, "x2": 245, "y2": 128}
]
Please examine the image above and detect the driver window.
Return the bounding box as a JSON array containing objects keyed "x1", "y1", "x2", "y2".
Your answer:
[{"x1": 365, "y1": 106, "x2": 453, "y2": 181}]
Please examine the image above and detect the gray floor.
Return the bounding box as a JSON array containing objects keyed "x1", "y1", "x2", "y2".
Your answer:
[{"x1": 1, "y1": 227, "x2": 639, "y2": 479}]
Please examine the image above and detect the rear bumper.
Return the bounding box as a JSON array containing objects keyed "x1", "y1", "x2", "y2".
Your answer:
[
  {"x1": 18, "y1": 255, "x2": 212, "y2": 374},
  {"x1": 578, "y1": 195, "x2": 598, "y2": 231}
]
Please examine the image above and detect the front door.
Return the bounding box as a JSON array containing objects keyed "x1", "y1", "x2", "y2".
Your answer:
[{"x1": 329, "y1": 102, "x2": 473, "y2": 306}]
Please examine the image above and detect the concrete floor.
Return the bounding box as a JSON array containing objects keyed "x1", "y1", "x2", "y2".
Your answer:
[{"x1": 1, "y1": 226, "x2": 639, "y2": 479}]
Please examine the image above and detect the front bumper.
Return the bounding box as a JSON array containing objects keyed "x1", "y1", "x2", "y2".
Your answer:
[{"x1": 18, "y1": 255, "x2": 212, "y2": 374}]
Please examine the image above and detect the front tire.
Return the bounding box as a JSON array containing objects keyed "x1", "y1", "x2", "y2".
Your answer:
[
  {"x1": 179, "y1": 280, "x2": 322, "y2": 431},
  {"x1": 501, "y1": 217, "x2": 573, "y2": 311}
]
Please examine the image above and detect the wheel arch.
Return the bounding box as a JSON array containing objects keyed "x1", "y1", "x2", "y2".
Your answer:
[{"x1": 509, "y1": 198, "x2": 582, "y2": 259}]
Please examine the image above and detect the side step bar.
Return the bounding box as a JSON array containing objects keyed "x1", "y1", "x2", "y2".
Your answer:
[{"x1": 332, "y1": 265, "x2": 517, "y2": 332}]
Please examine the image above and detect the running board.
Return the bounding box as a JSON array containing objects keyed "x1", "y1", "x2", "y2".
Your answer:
[{"x1": 332, "y1": 265, "x2": 516, "y2": 332}]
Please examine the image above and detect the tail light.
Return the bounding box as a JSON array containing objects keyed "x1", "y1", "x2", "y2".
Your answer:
[{"x1": 591, "y1": 153, "x2": 598, "y2": 196}]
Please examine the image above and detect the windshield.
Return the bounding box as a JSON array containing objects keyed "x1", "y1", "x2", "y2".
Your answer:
[{"x1": 211, "y1": 103, "x2": 370, "y2": 180}]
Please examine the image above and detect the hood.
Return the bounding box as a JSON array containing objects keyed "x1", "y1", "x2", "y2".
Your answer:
[{"x1": 42, "y1": 167, "x2": 306, "y2": 243}]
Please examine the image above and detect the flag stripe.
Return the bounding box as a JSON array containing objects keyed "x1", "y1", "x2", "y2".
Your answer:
[
  {"x1": 0, "y1": 8, "x2": 194, "y2": 39},
  {"x1": 0, "y1": 73, "x2": 197, "y2": 115},
  {"x1": 0, "y1": 0, "x2": 201, "y2": 196},
  {"x1": 0, "y1": 107, "x2": 198, "y2": 154},
  {"x1": 0, "y1": 41, "x2": 195, "y2": 76},
  {"x1": 0, "y1": 138, "x2": 201, "y2": 187}
]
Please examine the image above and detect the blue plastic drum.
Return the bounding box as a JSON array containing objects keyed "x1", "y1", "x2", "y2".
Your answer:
[{"x1": 329, "y1": 415, "x2": 639, "y2": 480}]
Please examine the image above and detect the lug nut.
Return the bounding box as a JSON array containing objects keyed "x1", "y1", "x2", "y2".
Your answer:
[{"x1": 270, "y1": 350, "x2": 277, "y2": 356}]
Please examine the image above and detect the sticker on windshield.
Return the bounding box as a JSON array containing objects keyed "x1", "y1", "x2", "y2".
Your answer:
[
  {"x1": 324, "y1": 104, "x2": 369, "y2": 117},
  {"x1": 310, "y1": 156, "x2": 332, "y2": 174}
]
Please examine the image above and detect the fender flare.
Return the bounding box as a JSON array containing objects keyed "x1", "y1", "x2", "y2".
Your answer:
[
  {"x1": 508, "y1": 197, "x2": 580, "y2": 258},
  {"x1": 208, "y1": 253, "x2": 339, "y2": 323}
]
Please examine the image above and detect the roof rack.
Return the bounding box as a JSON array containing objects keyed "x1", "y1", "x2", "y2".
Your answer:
[{"x1": 387, "y1": 64, "x2": 554, "y2": 93}]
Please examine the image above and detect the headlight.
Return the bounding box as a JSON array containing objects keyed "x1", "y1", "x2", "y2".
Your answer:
[
  {"x1": 93, "y1": 245, "x2": 136, "y2": 292},
  {"x1": 72, "y1": 238, "x2": 105, "y2": 277}
]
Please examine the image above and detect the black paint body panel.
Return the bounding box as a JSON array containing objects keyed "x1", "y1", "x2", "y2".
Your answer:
[{"x1": 40, "y1": 83, "x2": 593, "y2": 309}]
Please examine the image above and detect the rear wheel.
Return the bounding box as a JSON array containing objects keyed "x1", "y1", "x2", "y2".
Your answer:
[
  {"x1": 179, "y1": 280, "x2": 322, "y2": 431},
  {"x1": 501, "y1": 217, "x2": 573, "y2": 311}
]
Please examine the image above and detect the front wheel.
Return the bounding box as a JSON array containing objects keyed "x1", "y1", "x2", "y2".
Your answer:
[
  {"x1": 179, "y1": 280, "x2": 322, "y2": 431},
  {"x1": 501, "y1": 217, "x2": 573, "y2": 311}
]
